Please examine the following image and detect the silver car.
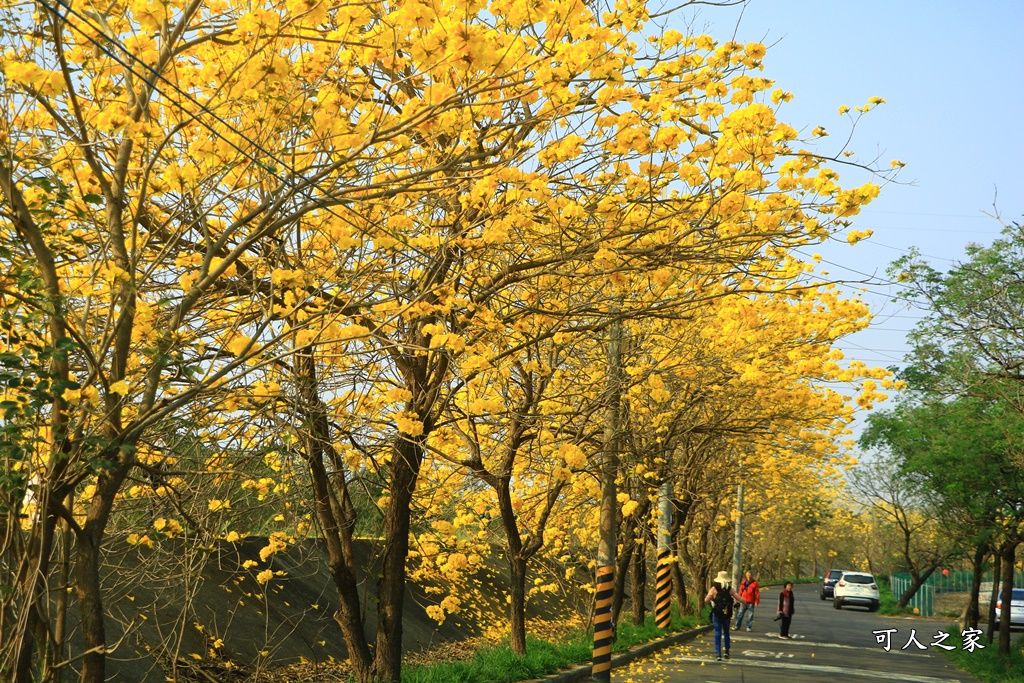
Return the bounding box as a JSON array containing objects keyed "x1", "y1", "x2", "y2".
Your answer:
[{"x1": 994, "y1": 588, "x2": 1024, "y2": 628}]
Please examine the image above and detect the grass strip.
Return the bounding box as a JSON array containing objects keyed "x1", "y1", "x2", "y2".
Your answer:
[
  {"x1": 401, "y1": 612, "x2": 706, "y2": 683},
  {"x1": 942, "y1": 630, "x2": 1024, "y2": 682}
]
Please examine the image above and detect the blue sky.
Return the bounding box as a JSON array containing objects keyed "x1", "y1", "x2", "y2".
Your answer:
[{"x1": 680, "y1": 0, "x2": 1024, "y2": 428}]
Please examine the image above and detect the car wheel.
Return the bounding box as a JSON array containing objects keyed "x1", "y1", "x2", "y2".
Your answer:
[
  {"x1": 869, "y1": 606, "x2": 879, "y2": 612},
  {"x1": 834, "y1": 599, "x2": 841, "y2": 610},
  {"x1": 820, "y1": 592, "x2": 826, "y2": 600}
]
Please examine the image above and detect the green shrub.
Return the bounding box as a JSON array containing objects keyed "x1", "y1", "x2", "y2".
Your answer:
[{"x1": 877, "y1": 576, "x2": 914, "y2": 616}]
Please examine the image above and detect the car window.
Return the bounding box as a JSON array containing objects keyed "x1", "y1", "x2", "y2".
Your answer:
[
  {"x1": 1012, "y1": 589, "x2": 1024, "y2": 600},
  {"x1": 828, "y1": 570, "x2": 843, "y2": 579},
  {"x1": 843, "y1": 574, "x2": 874, "y2": 584}
]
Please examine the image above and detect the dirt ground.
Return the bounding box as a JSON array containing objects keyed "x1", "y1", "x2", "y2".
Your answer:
[{"x1": 934, "y1": 591, "x2": 969, "y2": 617}]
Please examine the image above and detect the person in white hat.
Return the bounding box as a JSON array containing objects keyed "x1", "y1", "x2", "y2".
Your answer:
[{"x1": 705, "y1": 570, "x2": 747, "y2": 661}]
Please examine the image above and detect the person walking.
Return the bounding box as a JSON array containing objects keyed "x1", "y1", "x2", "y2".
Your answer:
[
  {"x1": 705, "y1": 570, "x2": 747, "y2": 661},
  {"x1": 734, "y1": 571, "x2": 760, "y2": 631},
  {"x1": 777, "y1": 581, "x2": 796, "y2": 638}
]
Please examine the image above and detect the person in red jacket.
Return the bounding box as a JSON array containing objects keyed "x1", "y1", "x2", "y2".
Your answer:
[{"x1": 733, "y1": 571, "x2": 760, "y2": 631}]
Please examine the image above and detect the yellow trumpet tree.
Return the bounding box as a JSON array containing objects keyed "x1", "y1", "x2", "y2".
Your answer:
[{"x1": 0, "y1": 0, "x2": 900, "y2": 676}]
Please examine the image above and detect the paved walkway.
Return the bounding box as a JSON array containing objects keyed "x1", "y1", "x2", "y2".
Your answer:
[{"x1": 616, "y1": 583, "x2": 981, "y2": 682}]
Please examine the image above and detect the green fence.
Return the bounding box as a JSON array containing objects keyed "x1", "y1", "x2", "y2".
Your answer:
[
  {"x1": 889, "y1": 569, "x2": 1024, "y2": 617},
  {"x1": 889, "y1": 574, "x2": 934, "y2": 616},
  {"x1": 926, "y1": 569, "x2": 1024, "y2": 594}
]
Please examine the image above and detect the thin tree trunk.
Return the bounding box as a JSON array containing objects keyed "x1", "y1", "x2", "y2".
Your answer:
[
  {"x1": 611, "y1": 527, "x2": 635, "y2": 627},
  {"x1": 669, "y1": 530, "x2": 689, "y2": 615},
  {"x1": 45, "y1": 494, "x2": 73, "y2": 683},
  {"x1": 986, "y1": 548, "x2": 1002, "y2": 644},
  {"x1": 296, "y1": 350, "x2": 374, "y2": 680},
  {"x1": 13, "y1": 515, "x2": 57, "y2": 683},
  {"x1": 998, "y1": 541, "x2": 1016, "y2": 656},
  {"x1": 631, "y1": 536, "x2": 646, "y2": 625},
  {"x1": 695, "y1": 565, "x2": 710, "y2": 612},
  {"x1": 508, "y1": 557, "x2": 528, "y2": 656},
  {"x1": 671, "y1": 560, "x2": 688, "y2": 617},
  {"x1": 966, "y1": 542, "x2": 987, "y2": 631}
]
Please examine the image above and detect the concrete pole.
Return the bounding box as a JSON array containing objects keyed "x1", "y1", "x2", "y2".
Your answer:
[
  {"x1": 593, "y1": 315, "x2": 621, "y2": 683},
  {"x1": 731, "y1": 482, "x2": 744, "y2": 588}
]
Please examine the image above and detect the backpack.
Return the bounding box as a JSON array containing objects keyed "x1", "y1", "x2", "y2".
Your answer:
[{"x1": 711, "y1": 583, "x2": 733, "y2": 619}]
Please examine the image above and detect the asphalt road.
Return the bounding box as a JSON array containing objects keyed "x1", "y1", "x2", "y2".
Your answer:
[{"x1": 616, "y1": 583, "x2": 981, "y2": 683}]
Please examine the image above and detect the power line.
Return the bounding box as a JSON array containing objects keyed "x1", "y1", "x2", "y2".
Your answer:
[
  {"x1": 860, "y1": 209, "x2": 1000, "y2": 220},
  {"x1": 839, "y1": 342, "x2": 908, "y2": 355},
  {"x1": 860, "y1": 240, "x2": 957, "y2": 264}
]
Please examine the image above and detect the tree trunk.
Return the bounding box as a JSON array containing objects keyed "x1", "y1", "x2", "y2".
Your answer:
[
  {"x1": 76, "y1": 531, "x2": 106, "y2": 683},
  {"x1": 296, "y1": 350, "x2": 374, "y2": 681},
  {"x1": 509, "y1": 556, "x2": 528, "y2": 656},
  {"x1": 966, "y1": 542, "x2": 987, "y2": 631},
  {"x1": 46, "y1": 495, "x2": 73, "y2": 683},
  {"x1": 986, "y1": 548, "x2": 1001, "y2": 644},
  {"x1": 13, "y1": 514, "x2": 57, "y2": 683},
  {"x1": 998, "y1": 541, "x2": 1016, "y2": 656},
  {"x1": 631, "y1": 537, "x2": 646, "y2": 625},
  {"x1": 77, "y1": 462, "x2": 133, "y2": 683},
  {"x1": 897, "y1": 565, "x2": 939, "y2": 608},
  {"x1": 671, "y1": 560, "x2": 688, "y2": 617},
  {"x1": 695, "y1": 565, "x2": 710, "y2": 612},
  {"x1": 669, "y1": 529, "x2": 690, "y2": 615},
  {"x1": 611, "y1": 533, "x2": 633, "y2": 627},
  {"x1": 372, "y1": 436, "x2": 425, "y2": 683}
]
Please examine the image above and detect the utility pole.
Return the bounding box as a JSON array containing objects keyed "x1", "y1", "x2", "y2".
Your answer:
[
  {"x1": 655, "y1": 475, "x2": 673, "y2": 629},
  {"x1": 731, "y1": 481, "x2": 744, "y2": 588},
  {"x1": 593, "y1": 314, "x2": 621, "y2": 683}
]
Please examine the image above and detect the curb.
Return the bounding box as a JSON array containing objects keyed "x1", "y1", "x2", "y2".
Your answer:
[{"x1": 531, "y1": 624, "x2": 712, "y2": 683}]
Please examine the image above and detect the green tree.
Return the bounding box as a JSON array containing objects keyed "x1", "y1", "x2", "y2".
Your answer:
[
  {"x1": 892, "y1": 223, "x2": 1024, "y2": 406},
  {"x1": 883, "y1": 223, "x2": 1024, "y2": 655},
  {"x1": 861, "y1": 396, "x2": 1024, "y2": 631}
]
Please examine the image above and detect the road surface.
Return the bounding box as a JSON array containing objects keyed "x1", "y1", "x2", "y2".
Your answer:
[{"x1": 617, "y1": 583, "x2": 980, "y2": 683}]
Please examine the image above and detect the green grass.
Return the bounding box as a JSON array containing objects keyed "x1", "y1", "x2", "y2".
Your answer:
[
  {"x1": 942, "y1": 630, "x2": 1024, "y2": 682},
  {"x1": 877, "y1": 576, "x2": 914, "y2": 616},
  {"x1": 400, "y1": 611, "x2": 705, "y2": 683}
]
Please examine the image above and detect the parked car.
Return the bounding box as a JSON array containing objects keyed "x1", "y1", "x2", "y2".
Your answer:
[
  {"x1": 820, "y1": 568, "x2": 847, "y2": 600},
  {"x1": 833, "y1": 571, "x2": 880, "y2": 611},
  {"x1": 994, "y1": 588, "x2": 1024, "y2": 628}
]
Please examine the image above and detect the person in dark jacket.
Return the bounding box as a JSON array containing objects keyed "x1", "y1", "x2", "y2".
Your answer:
[{"x1": 777, "y1": 582, "x2": 795, "y2": 638}]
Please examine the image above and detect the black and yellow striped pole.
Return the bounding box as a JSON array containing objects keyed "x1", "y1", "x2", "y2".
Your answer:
[
  {"x1": 593, "y1": 564, "x2": 615, "y2": 678},
  {"x1": 655, "y1": 479, "x2": 673, "y2": 629},
  {"x1": 593, "y1": 314, "x2": 621, "y2": 683}
]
